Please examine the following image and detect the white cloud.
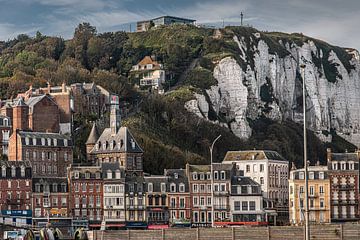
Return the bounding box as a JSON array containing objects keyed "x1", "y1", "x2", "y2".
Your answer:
[{"x1": 0, "y1": 23, "x2": 39, "y2": 40}]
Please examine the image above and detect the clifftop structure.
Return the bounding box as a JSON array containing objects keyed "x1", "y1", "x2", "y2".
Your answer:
[{"x1": 136, "y1": 16, "x2": 196, "y2": 32}]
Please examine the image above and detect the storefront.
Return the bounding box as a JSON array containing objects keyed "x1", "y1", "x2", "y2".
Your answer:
[
  {"x1": 0, "y1": 210, "x2": 32, "y2": 227},
  {"x1": 125, "y1": 221, "x2": 148, "y2": 229}
]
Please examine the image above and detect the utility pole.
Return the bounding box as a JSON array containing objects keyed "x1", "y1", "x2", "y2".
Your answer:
[
  {"x1": 210, "y1": 134, "x2": 221, "y2": 228},
  {"x1": 240, "y1": 12, "x2": 244, "y2": 26},
  {"x1": 300, "y1": 64, "x2": 310, "y2": 240}
]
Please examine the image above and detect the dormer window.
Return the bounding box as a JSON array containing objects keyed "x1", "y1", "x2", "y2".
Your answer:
[
  {"x1": 96, "y1": 172, "x2": 101, "y2": 179},
  {"x1": 25, "y1": 137, "x2": 30, "y2": 145},
  {"x1": 32, "y1": 138, "x2": 37, "y2": 145},
  {"x1": 20, "y1": 166, "x2": 25, "y2": 177},
  {"x1": 148, "y1": 183, "x2": 153, "y2": 193},
  {"x1": 53, "y1": 139, "x2": 57, "y2": 146},
  {"x1": 200, "y1": 173, "x2": 204, "y2": 180},
  {"x1": 97, "y1": 141, "x2": 101, "y2": 150},
  {"x1": 47, "y1": 138, "x2": 51, "y2": 146},
  {"x1": 192, "y1": 172, "x2": 198, "y2": 180},
  {"x1": 11, "y1": 166, "x2": 16, "y2": 177},
  {"x1": 41, "y1": 138, "x2": 45, "y2": 146},
  {"x1": 1, "y1": 166, "x2": 6, "y2": 177},
  {"x1": 214, "y1": 171, "x2": 219, "y2": 180},
  {"x1": 85, "y1": 172, "x2": 90, "y2": 179},
  {"x1": 131, "y1": 139, "x2": 135, "y2": 149},
  {"x1": 179, "y1": 183, "x2": 185, "y2": 192},
  {"x1": 115, "y1": 170, "x2": 121, "y2": 179},
  {"x1": 107, "y1": 170, "x2": 112, "y2": 179},
  {"x1": 53, "y1": 183, "x2": 58, "y2": 193},
  {"x1": 74, "y1": 171, "x2": 79, "y2": 179},
  {"x1": 3, "y1": 118, "x2": 8, "y2": 126},
  {"x1": 64, "y1": 139, "x2": 68, "y2": 147},
  {"x1": 170, "y1": 183, "x2": 176, "y2": 192},
  {"x1": 174, "y1": 173, "x2": 178, "y2": 179},
  {"x1": 103, "y1": 142, "x2": 107, "y2": 150},
  {"x1": 220, "y1": 171, "x2": 226, "y2": 180},
  {"x1": 161, "y1": 183, "x2": 166, "y2": 193}
]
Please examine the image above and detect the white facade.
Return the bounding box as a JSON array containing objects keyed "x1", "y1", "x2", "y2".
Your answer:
[
  {"x1": 103, "y1": 172, "x2": 126, "y2": 222},
  {"x1": 230, "y1": 195, "x2": 263, "y2": 222}
]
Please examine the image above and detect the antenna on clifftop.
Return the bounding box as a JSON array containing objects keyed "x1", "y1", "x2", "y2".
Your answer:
[{"x1": 240, "y1": 12, "x2": 244, "y2": 26}]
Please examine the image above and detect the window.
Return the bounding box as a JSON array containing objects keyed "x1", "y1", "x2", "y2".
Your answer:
[
  {"x1": 1, "y1": 166, "x2": 6, "y2": 177},
  {"x1": 309, "y1": 172, "x2": 314, "y2": 180},
  {"x1": 200, "y1": 197, "x2": 205, "y2": 206},
  {"x1": 310, "y1": 199, "x2": 314, "y2": 208},
  {"x1": 242, "y1": 201, "x2": 248, "y2": 211},
  {"x1": 249, "y1": 201, "x2": 256, "y2": 210},
  {"x1": 260, "y1": 164, "x2": 264, "y2": 172},
  {"x1": 319, "y1": 186, "x2": 324, "y2": 194},
  {"x1": 214, "y1": 171, "x2": 218, "y2": 180},
  {"x1": 320, "y1": 198, "x2": 325, "y2": 209},
  {"x1": 179, "y1": 183, "x2": 185, "y2": 192},
  {"x1": 300, "y1": 186, "x2": 304, "y2": 193},
  {"x1": 246, "y1": 165, "x2": 250, "y2": 173},
  {"x1": 260, "y1": 177, "x2": 264, "y2": 185},
  {"x1": 200, "y1": 184, "x2": 205, "y2": 193},
  {"x1": 193, "y1": 184, "x2": 198, "y2": 193},
  {"x1": 170, "y1": 183, "x2": 176, "y2": 192},
  {"x1": 96, "y1": 196, "x2": 101, "y2": 207},
  {"x1": 161, "y1": 183, "x2": 166, "y2": 193},
  {"x1": 64, "y1": 152, "x2": 68, "y2": 162},
  {"x1": 25, "y1": 137, "x2": 30, "y2": 145},
  {"x1": 53, "y1": 139, "x2": 57, "y2": 146},
  {"x1": 310, "y1": 186, "x2": 314, "y2": 196},
  {"x1": 82, "y1": 183, "x2": 86, "y2": 192},
  {"x1": 220, "y1": 171, "x2": 225, "y2": 180},
  {"x1": 41, "y1": 138, "x2": 45, "y2": 146},
  {"x1": 319, "y1": 172, "x2": 324, "y2": 180},
  {"x1": 11, "y1": 166, "x2": 15, "y2": 177},
  {"x1": 20, "y1": 167, "x2": 25, "y2": 177},
  {"x1": 192, "y1": 172, "x2": 198, "y2": 180},
  {"x1": 234, "y1": 201, "x2": 241, "y2": 211},
  {"x1": 47, "y1": 138, "x2": 51, "y2": 146},
  {"x1": 32, "y1": 138, "x2": 37, "y2": 145},
  {"x1": 299, "y1": 172, "x2": 304, "y2": 180},
  {"x1": 170, "y1": 198, "x2": 176, "y2": 208},
  {"x1": 64, "y1": 139, "x2": 68, "y2": 147},
  {"x1": 148, "y1": 183, "x2": 153, "y2": 192},
  {"x1": 193, "y1": 197, "x2": 198, "y2": 206},
  {"x1": 179, "y1": 198, "x2": 185, "y2": 208},
  {"x1": 52, "y1": 183, "x2": 58, "y2": 193},
  {"x1": 200, "y1": 173, "x2": 204, "y2": 180}
]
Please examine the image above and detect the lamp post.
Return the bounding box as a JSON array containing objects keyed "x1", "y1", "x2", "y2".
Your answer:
[
  {"x1": 300, "y1": 64, "x2": 310, "y2": 240},
  {"x1": 210, "y1": 134, "x2": 221, "y2": 228}
]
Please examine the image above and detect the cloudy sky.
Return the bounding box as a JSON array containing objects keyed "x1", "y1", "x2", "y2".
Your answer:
[{"x1": 0, "y1": 0, "x2": 359, "y2": 50}]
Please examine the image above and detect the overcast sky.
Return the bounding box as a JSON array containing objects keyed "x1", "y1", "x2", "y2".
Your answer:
[{"x1": 0, "y1": 0, "x2": 359, "y2": 50}]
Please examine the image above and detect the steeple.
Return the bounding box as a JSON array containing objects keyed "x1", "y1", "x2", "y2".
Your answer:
[
  {"x1": 86, "y1": 122, "x2": 99, "y2": 161},
  {"x1": 110, "y1": 95, "x2": 121, "y2": 135}
]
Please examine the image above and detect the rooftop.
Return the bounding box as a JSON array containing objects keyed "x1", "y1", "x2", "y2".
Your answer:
[{"x1": 223, "y1": 150, "x2": 287, "y2": 162}]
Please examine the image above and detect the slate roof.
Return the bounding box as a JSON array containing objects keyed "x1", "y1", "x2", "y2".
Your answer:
[
  {"x1": 223, "y1": 150, "x2": 287, "y2": 162},
  {"x1": 331, "y1": 153, "x2": 359, "y2": 162},
  {"x1": 25, "y1": 95, "x2": 58, "y2": 112},
  {"x1": 101, "y1": 162, "x2": 125, "y2": 180},
  {"x1": 90, "y1": 127, "x2": 143, "y2": 154},
  {"x1": 144, "y1": 175, "x2": 168, "y2": 192},
  {"x1": 0, "y1": 160, "x2": 32, "y2": 178},
  {"x1": 86, "y1": 123, "x2": 99, "y2": 145},
  {"x1": 18, "y1": 131, "x2": 72, "y2": 147},
  {"x1": 164, "y1": 169, "x2": 189, "y2": 192},
  {"x1": 14, "y1": 97, "x2": 27, "y2": 107}
]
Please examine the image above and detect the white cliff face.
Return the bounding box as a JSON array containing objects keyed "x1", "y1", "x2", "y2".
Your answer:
[{"x1": 185, "y1": 33, "x2": 360, "y2": 147}]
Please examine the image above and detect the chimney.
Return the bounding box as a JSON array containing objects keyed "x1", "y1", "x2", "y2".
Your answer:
[
  {"x1": 47, "y1": 82, "x2": 51, "y2": 93},
  {"x1": 62, "y1": 82, "x2": 66, "y2": 93},
  {"x1": 12, "y1": 97, "x2": 29, "y2": 132}
]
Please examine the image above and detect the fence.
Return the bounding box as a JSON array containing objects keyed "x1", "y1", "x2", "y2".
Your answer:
[{"x1": 93, "y1": 224, "x2": 360, "y2": 240}]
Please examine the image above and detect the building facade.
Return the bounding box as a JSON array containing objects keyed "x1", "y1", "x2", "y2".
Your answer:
[
  {"x1": 69, "y1": 165, "x2": 103, "y2": 230},
  {"x1": 32, "y1": 177, "x2": 71, "y2": 231},
  {"x1": 102, "y1": 163, "x2": 126, "y2": 229},
  {"x1": 8, "y1": 131, "x2": 72, "y2": 178},
  {"x1": 0, "y1": 115, "x2": 11, "y2": 156},
  {"x1": 125, "y1": 175, "x2": 147, "y2": 229},
  {"x1": 0, "y1": 160, "x2": 32, "y2": 227},
  {"x1": 145, "y1": 175, "x2": 169, "y2": 229},
  {"x1": 130, "y1": 56, "x2": 165, "y2": 93},
  {"x1": 136, "y1": 16, "x2": 196, "y2": 32},
  {"x1": 165, "y1": 169, "x2": 191, "y2": 227},
  {"x1": 230, "y1": 175, "x2": 264, "y2": 222},
  {"x1": 327, "y1": 149, "x2": 359, "y2": 221},
  {"x1": 289, "y1": 164, "x2": 331, "y2": 225},
  {"x1": 223, "y1": 150, "x2": 289, "y2": 225}
]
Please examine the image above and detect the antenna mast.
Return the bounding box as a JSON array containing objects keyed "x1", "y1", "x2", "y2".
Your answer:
[{"x1": 240, "y1": 12, "x2": 244, "y2": 26}]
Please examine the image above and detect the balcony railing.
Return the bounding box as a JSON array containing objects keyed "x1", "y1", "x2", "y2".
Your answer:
[{"x1": 214, "y1": 205, "x2": 228, "y2": 210}]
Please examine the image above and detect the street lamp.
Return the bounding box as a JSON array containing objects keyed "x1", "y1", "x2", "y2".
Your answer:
[
  {"x1": 210, "y1": 134, "x2": 221, "y2": 228},
  {"x1": 300, "y1": 64, "x2": 310, "y2": 240}
]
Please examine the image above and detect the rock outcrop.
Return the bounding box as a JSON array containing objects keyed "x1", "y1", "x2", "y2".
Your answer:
[{"x1": 186, "y1": 31, "x2": 360, "y2": 147}]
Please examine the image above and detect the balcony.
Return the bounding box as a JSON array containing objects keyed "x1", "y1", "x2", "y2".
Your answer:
[{"x1": 214, "y1": 191, "x2": 229, "y2": 196}]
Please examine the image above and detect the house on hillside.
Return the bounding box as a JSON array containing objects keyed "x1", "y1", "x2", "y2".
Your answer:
[
  {"x1": 136, "y1": 16, "x2": 196, "y2": 32},
  {"x1": 130, "y1": 56, "x2": 166, "y2": 94}
]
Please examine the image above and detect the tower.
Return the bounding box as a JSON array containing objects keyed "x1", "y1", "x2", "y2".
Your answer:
[
  {"x1": 12, "y1": 97, "x2": 29, "y2": 132},
  {"x1": 110, "y1": 96, "x2": 121, "y2": 135},
  {"x1": 86, "y1": 122, "x2": 99, "y2": 162},
  {"x1": 240, "y1": 12, "x2": 244, "y2": 26}
]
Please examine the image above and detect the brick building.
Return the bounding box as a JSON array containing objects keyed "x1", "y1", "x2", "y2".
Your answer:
[
  {"x1": 0, "y1": 160, "x2": 32, "y2": 226},
  {"x1": 327, "y1": 149, "x2": 360, "y2": 222},
  {"x1": 165, "y1": 169, "x2": 191, "y2": 227},
  {"x1": 69, "y1": 165, "x2": 103, "y2": 230},
  {"x1": 8, "y1": 131, "x2": 72, "y2": 177},
  {"x1": 0, "y1": 115, "x2": 11, "y2": 156},
  {"x1": 32, "y1": 177, "x2": 71, "y2": 231}
]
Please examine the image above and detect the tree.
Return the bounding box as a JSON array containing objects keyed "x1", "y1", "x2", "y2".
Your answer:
[{"x1": 73, "y1": 22, "x2": 97, "y2": 69}]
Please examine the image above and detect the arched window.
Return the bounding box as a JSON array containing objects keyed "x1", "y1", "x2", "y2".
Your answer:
[
  {"x1": 1, "y1": 166, "x2": 6, "y2": 177},
  {"x1": 3, "y1": 118, "x2": 8, "y2": 126},
  {"x1": 63, "y1": 139, "x2": 68, "y2": 147},
  {"x1": 25, "y1": 137, "x2": 30, "y2": 145},
  {"x1": 20, "y1": 166, "x2": 25, "y2": 177},
  {"x1": 179, "y1": 183, "x2": 185, "y2": 192},
  {"x1": 170, "y1": 183, "x2": 176, "y2": 192},
  {"x1": 11, "y1": 166, "x2": 16, "y2": 177},
  {"x1": 148, "y1": 183, "x2": 153, "y2": 192},
  {"x1": 41, "y1": 138, "x2": 45, "y2": 146}
]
